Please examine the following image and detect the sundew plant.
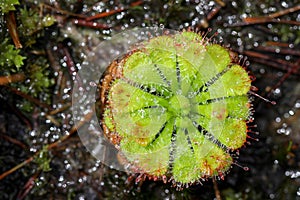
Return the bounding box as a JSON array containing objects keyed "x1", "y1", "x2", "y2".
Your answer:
[{"x1": 98, "y1": 29, "x2": 252, "y2": 187}]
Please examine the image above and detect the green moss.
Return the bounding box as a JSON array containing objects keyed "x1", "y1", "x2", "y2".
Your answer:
[
  {"x1": 0, "y1": 0, "x2": 20, "y2": 13},
  {"x1": 0, "y1": 38, "x2": 26, "y2": 71}
]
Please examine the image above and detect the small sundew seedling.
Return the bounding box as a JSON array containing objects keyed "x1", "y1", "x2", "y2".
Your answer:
[{"x1": 99, "y1": 30, "x2": 252, "y2": 186}]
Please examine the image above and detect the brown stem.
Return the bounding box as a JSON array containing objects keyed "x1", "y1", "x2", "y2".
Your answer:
[
  {"x1": 242, "y1": 18, "x2": 300, "y2": 26},
  {"x1": 265, "y1": 41, "x2": 290, "y2": 47},
  {"x1": 86, "y1": 8, "x2": 124, "y2": 21},
  {"x1": 85, "y1": 0, "x2": 143, "y2": 21},
  {"x1": 256, "y1": 46, "x2": 300, "y2": 56},
  {"x1": 5, "y1": 85, "x2": 52, "y2": 110},
  {"x1": 213, "y1": 178, "x2": 222, "y2": 200},
  {"x1": 5, "y1": 11, "x2": 22, "y2": 49},
  {"x1": 58, "y1": 43, "x2": 84, "y2": 90},
  {"x1": 214, "y1": 0, "x2": 225, "y2": 7},
  {"x1": 248, "y1": 57, "x2": 300, "y2": 76},
  {"x1": 244, "y1": 50, "x2": 300, "y2": 75},
  {"x1": 207, "y1": 5, "x2": 222, "y2": 21},
  {"x1": 268, "y1": 65, "x2": 297, "y2": 96},
  {"x1": 59, "y1": 43, "x2": 76, "y2": 76},
  {"x1": 0, "y1": 73, "x2": 25, "y2": 85},
  {"x1": 3, "y1": 101, "x2": 33, "y2": 130},
  {"x1": 72, "y1": 19, "x2": 110, "y2": 29},
  {"x1": 48, "y1": 102, "x2": 71, "y2": 115},
  {"x1": 40, "y1": 3, "x2": 86, "y2": 19},
  {"x1": 47, "y1": 111, "x2": 93, "y2": 149},
  {"x1": 0, "y1": 156, "x2": 34, "y2": 180},
  {"x1": 17, "y1": 171, "x2": 40, "y2": 200},
  {"x1": 239, "y1": 4, "x2": 300, "y2": 26},
  {"x1": 130, "y1": 0, "x2": 143, "y2": 7},
  {"x1": 45, "y1": 114, "x2": 61, "y2": 127},
  {"x1": 268, "y1": 5, "x2": 300, "y2": 18},
  {"x1": 0, "y1": 134, "x2": 28, "y2": 149}
]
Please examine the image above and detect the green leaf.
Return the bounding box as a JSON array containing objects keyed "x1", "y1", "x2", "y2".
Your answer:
[
  {"x1": 0, "y1": 0, "x2": 20, "y2": 13},
  {"x1": 41, "y1": 14, "x2": 56, "y2": 27},
  {"x1": 0, "y1": 38, "x2": 26, "y2": 70},
  {"x1": 34, "y1": 145, "x2": 52, "y2": 172}
]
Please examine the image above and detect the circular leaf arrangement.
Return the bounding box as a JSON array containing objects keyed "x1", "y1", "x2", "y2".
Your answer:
[{"x1": 100, "y1": 30, "x2": 252, "y2": 186}]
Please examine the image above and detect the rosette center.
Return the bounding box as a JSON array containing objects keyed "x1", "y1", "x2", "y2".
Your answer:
[{"x1": 168, "y1": 94, "x2": 192, "y2": 116}]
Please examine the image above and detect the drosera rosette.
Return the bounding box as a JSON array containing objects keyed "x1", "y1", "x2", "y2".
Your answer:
[{"x1": 98, "y1": 28, "x2": 253, "y2": 187}]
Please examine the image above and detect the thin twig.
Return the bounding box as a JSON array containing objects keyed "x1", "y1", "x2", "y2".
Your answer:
[
  {"x1": 5, "y1": 11, "x2": 22, "y2": 48},
  {"x1": 0, "y1": 73, "x2": 25, "y2": 85},
  {"x1": 269, "y1": 67, "x2": 294, "y2": 92},
  {"x1": 231, "y1": 18, "x2": 300, "y2": 26},
  {"x1": 256, "y1": 46, "x2": 300, "y2": 56},
  {"x1": 48, "y1": 102, "x2": 71, "y2": 115},
  {"x1": 265, "y1": 41, "x2": 290, "y2": 47},
  {"x1": 5, "y1": 86, "x2": 52, "y2": 110},
  {"x1": 0, "y1": 134, "x2": 28, "y2": 149},
  {"x1": 4, "y1": 101, "x2": 33, "y2": 130},
  {"x1": 268, "y1": 5, "x2": 300, "y2": 18},
  {"x1": 197, "y1": 4, "x2": 223, "y2": 28},
  {"x1": 214, "y1": 0, "x2": 225, "y2": 7},
  {"x1": 207, "y1": 5, "x2": 222, "y2": 21},
  {"x1": 47, "y1": 111, "x2": 93, "y2": 149},
  {"x1": 17, "y1": 171, "x2": 40, "y2": 200},
  {"x1": 86, "y1": 8, "x2": 125, "y2": 21},
  {"x1": 45, "y1": 114, "x2": 61, "y2": 127},
  {"x1": 72, "y1": 19, "x2": 110, "y2": 29},
  {"x1": 40, "y1": 3, "x2": 86, "y2": 19},
  {"x1": 242, "y1": 18, "x2": 300, "y2": 26},
  {"x1": 230, "y1": 4, "x2": 300, "y2": 27},
  {"x1": 244, "y1": 51, "x2": 300, "y2": 75},
  {"x1": 213, "y1": 178, "x2": 222, "y2": 200},
  {"x1": 85, "y1": 0, "x2": 143, "y2": 21},
  {"x1": 0, "y1": 156, "x2": 34, "y2": 180}
]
